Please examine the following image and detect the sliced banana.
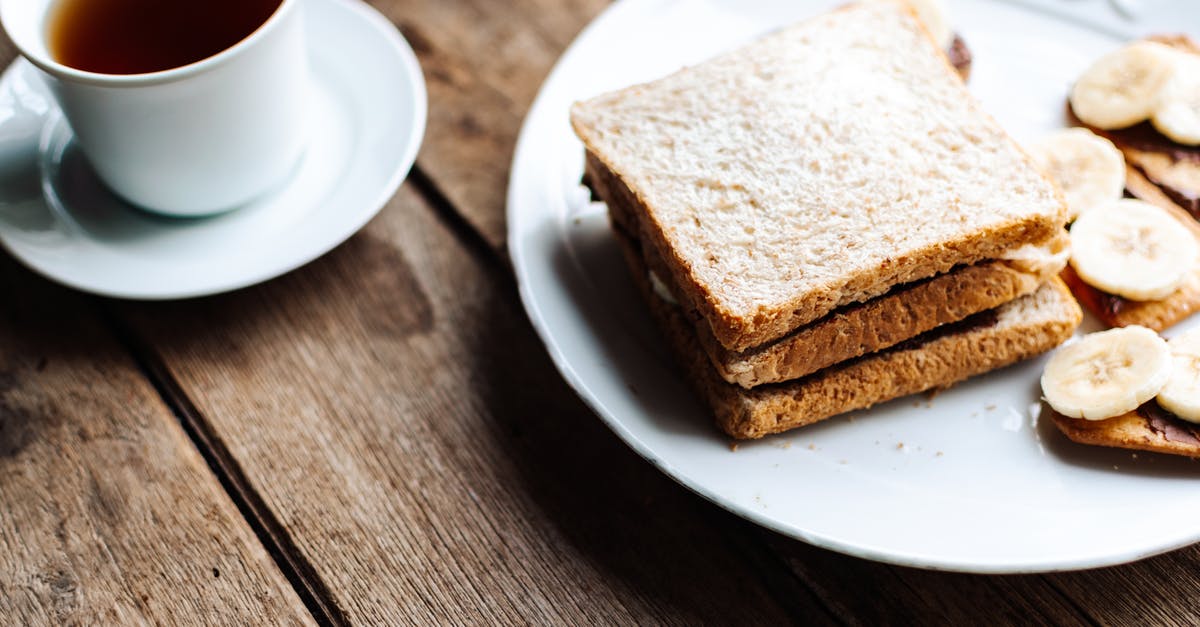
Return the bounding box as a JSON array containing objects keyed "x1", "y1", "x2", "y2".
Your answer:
[
  {"x1": 1152, "y1": 54, "x2": 1200, "y2": 145},
  {"x1": 1041, "y1": 325, "x2": 1172, "y2": 421},
  {"x1": 1156, "y1": 328, "x2": 1200, "y2": 424},
  {"x1": 904, "y1": 0, "x2": 953, "y2": 50},
  {"x1": 1068, "y1": 199, "x2": 1198, "y2": 301},
  {"x1": 1070, "y1": 41, "x2": 1178, "y2": 130},
  {"x1": 1027, "y1": 128, "x2": 1126, "y2": 220}
]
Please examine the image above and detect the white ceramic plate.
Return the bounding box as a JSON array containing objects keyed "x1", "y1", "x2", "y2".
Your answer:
[
  {"x1": 508, "y1": 0, "x2": 1200, "y2": 573},
  {"x1": 0, "y1": 0, "x2": 425, "y2": 299}
]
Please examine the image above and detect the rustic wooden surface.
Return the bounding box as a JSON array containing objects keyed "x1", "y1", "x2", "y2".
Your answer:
[
  {"x1": 0, "y1": 255, "x2": 310, "y2": 624},
  {"x1": 2, "y1": 0, "x2": 1200, "y2": 624}
]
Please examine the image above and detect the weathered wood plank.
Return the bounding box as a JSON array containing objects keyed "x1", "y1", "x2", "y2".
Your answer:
[
  {"x1": 116, "y1": 186, "x2": 832, "y2": 623},
  {"x1": 766, "y1": 536, "x2": 1091, "y2": 626},
  {"x1": 0, "y1": 258, "x2": 312, "y2": 625},
  {"x1": 1047, "y1": 547, "x2": 1200, "y2": 626},
  {"x1": 391, "y1": 0, "x2": 608, "y2": 251}
]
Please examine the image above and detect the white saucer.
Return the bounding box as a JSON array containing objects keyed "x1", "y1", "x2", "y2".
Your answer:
[
  {"x1": 0, "y1": 0, "x2": 425, "y2": 299},
  {"x1": 509, "y1": 0, "x2": 1200, "y2": 573}
]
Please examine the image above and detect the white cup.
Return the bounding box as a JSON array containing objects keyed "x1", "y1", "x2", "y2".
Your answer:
[{"x1": 0, "y1": 0, "x2": 308, "y2": 216}]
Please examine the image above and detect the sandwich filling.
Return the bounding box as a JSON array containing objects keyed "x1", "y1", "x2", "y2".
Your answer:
[{"x1": 1138, "y1": 402, "x2": 1200, "y2": 446}]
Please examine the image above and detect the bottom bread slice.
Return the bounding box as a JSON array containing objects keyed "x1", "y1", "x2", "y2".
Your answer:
[
  {"x1": 615, "y1": 231, "x2": 1082, "y2": 439},
  {"x1": 1050, "y1": 406, "x2": 1200, "y2": 458}
]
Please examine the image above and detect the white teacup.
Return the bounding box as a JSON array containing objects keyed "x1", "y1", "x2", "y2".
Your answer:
[{"x1": 0, "y1": 0, "x2": 308, "y2": 216}]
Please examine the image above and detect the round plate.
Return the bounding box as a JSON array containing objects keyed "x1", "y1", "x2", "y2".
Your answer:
[
  {"x1": 508, "y1": 0, "x2": 1200, "y2": 573},
  {"x1": 0, "y1": 0, "x2": 425, "y2": 299}
]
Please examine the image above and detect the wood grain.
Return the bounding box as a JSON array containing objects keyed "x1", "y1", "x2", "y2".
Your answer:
[
  {"x1": 388, "y1": 0, "x2": 608, "y2": 251},
  {"x1": 0, "y1": 258, "x2": 311, "y2": 625},
  {"x1": 116, "y1": 186, "x2": 834, "y2": 624},
  {"x1": 766, "y1": 537, "x2": 1091, "y2": 626},
  {"x1": 1047, "y1": 546, "x2": 1200, "y2": 626}
]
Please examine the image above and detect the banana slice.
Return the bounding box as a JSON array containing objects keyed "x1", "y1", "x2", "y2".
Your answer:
[
  {"x1": 870, "y1": 0, "x2": 952, "y2": 50},
  {"x1": 1041, "y1": 326, "x2": 1172, "y2": 421},
  {"x1": 1068, "y1": 199, "x2": 1198, "y2": 301},
  {"x1": 1156, "y1": 329, "x2": 1200, "y2": 423},
  {"x1": 1070, "y1": 41, "x2": 1178, "y2": 130},
  {"x1": 1152, "y1": 54, "x2": 1200, "y2": 145},
  {"x1": 1027, "y1": 128, "x2": 1126, "y2": 220},
  {"x1": 904, "y1": 0, "x2": 952, "y2": 50}
]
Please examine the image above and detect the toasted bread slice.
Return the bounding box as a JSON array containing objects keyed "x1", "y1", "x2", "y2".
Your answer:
[
  {"x1": 1060, "y1": 192, "x2": 1200, "y2": 331},
  {"x1": 591, "y1": 153, "x2": 1069, "y2": 387},
  {"x1": 615, "y1": 230, "x2": 1081, "y2": 439},
  {"x1": 571, "y1": 1, "x2": 1066, "y2": 353},
  {"x1": 1051, "y1": 405, "x2": 1200, "y2": 458}
]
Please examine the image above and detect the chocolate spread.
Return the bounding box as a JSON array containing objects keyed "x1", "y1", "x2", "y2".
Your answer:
[
  {"x1": 947, "y1": 34, "x2": 972, "y2": 77},
  {"x1": 1137, "y1": 402, "x2": 1200, "y2": 445},
  {"x1": 1060, "y1": 265, "x2": 1129, "y2": 322},
  {"x1": 1067, "y1": 105, "x2": 1200, "y2": 219}
]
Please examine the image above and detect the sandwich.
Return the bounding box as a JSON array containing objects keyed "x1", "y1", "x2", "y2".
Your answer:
[
  {"x1": 1041, "y1": 325, "x2": 1200, "y2": 459},
  {"x1": 1044, "y1": 37, "x2": 1200, "y2": 332},
  {"x1": 1059, "y1": 198, "x2": 1200, "y2": 332},
  {"x1": 571, "y1": 1, "x2": 1080, "y2": 438}
]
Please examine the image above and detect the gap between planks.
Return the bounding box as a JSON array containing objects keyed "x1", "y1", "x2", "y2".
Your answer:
[{"x1": 98, "y1": 304, "x2": 348, "y2": 627}]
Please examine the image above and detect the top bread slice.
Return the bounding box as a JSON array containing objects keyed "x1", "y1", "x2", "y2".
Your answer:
[{"x1": 570, "y1": 1, "x2": 1067, "y2": 352}]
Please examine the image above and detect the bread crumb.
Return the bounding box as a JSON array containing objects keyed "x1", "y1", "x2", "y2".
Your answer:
[
  {"x1": 985, "y1": 403, "x2": 997, "y2": 411},
  {"x1": 807, "y1": 443, "x2": 817, "y2": 451},
  {"x1": 936, "y1": 451, "x2": 944, "y2": 457},
  {"x1": 896, "y1": 442, "x2": 905, "y2": 450},
  {"x1": 1113, "y1": 465, "x2": 1120, "y2": 470},
  {"x1": 847, "y1": 415, "x2": 856, "y2": 423},
  {"x1": 1132, "y1": 453, "x2": 1138, "y2": 459},
  {"x1": 729, "y1": 442, "x2": 739, "y2": 452}
]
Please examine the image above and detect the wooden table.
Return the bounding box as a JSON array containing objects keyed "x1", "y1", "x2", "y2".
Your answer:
[{"x1": 2, "y1": 2, "x2": 1197, "y2": 624}]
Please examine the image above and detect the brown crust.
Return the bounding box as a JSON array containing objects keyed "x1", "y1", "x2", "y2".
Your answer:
[
  {"x1": 711, "y1": 255, "x2": 1056, "y2": 387},
  {"x1": 948, "y1": 34, "x2": 972, "y2": 82},
  {"x1": 571, "y1": 9, "x2": 1066, "y2": 353},
  {"x1": 1060, "y1": 187, "x2": 1200, "y2": 332},
  {"x1": 614, "y1": 229, "x2": 1081, "y2": 439},
  {"x1": 1051, "y1": 411, "x2": 1200, "y2": 459}
]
